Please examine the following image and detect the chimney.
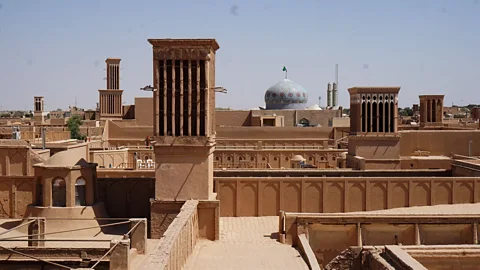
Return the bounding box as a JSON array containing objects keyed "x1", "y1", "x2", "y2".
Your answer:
[{"x1": 327, "y1": 83, "x2": 332, "y2": 108}]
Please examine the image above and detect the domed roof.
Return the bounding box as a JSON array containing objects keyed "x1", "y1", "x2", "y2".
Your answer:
[
  {"x1": 264, "y1": 79, "x2": 308, "y2": 110},
  {"x1": 307, "y1": 104, "x2": 323, "y2": 110},
  {"x1": 39, "y1": 151, "x2": 92, "y2": 168},
  {"x1": 291, "y1": 155, "x2": 305, "y2": 162}
]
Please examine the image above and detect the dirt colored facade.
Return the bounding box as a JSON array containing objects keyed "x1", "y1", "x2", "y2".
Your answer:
[
  {"x1": 419, "y1": 95, "x2": 444, "y2": 127},
  {"x1": 216, "y1": 175, "x2": 479, "y2": 217},
  {"x1": 281, "y1": 208, "x2": 480, "y2": 268},
  {"x1": 215, "y1": 109, "x2": 342, "y2": 127}
]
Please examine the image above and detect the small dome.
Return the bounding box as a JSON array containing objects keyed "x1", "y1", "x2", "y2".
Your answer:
[
  {"x1": 43, "y1": 151, "x2": 91, "y2": 168},
  {"x1": 264, "y1": 79, "x2": 308, "y2": 110},
  {"x1": 291, "y1": 155, "x2": 305, "y2": 162},
  {"x1": 307, "y1": 104, "x2": 323, "y2": 110}
]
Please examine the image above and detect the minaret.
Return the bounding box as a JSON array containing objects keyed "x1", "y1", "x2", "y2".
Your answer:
[
  {"x1": 332, "y1": 82, "x2": 338, "y2": 108},
  {"x1": 327, "y1": 83, "x2": 332, "y2": 108}
]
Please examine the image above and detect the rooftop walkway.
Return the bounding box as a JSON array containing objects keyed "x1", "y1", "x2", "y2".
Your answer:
[{"x1": 184, "y1": 216, "x2": 309, "y2": 270}]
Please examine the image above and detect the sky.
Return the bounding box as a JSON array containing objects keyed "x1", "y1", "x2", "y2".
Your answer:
[{"x1": 0, "y1": 0, "x2": 479, "y2": 111}]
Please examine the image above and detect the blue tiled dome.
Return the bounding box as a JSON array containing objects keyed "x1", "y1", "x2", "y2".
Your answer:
[{"x1": 264, "y1": 79, "x2": 308, "y2": 110}]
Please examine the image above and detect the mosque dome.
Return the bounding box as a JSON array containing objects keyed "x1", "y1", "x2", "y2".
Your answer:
[{"x1": 264, "y1": 79, "x2": 308, "y2": 110}]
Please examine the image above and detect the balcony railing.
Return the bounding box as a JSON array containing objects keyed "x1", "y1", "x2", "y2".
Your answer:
[{"x1": 97, "y1": 161, "x2": 156, "y2": 170}]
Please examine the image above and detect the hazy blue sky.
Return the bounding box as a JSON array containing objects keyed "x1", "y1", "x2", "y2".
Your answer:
[{"x1": 0, "y1": 0, "x2": 479, "y2": 111}]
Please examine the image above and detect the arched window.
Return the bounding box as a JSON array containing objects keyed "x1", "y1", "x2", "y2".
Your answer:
[
  {"x1": 299, "y1": 118, "x2": 310, "y2": 127},
  {"x1": 75, "y1": 178, "x2": 86, "y2": 206},
  {"x1": 52, "y1": 178, "x2": 66, "y2": 207}
]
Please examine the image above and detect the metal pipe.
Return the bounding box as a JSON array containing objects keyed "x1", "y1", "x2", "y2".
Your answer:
[
  {"x1": 41, "y1": 127, "x2": 46, "y2": 150},
  {"x1": 469, "y1": 140, "x2": 473, "y2": 157}
]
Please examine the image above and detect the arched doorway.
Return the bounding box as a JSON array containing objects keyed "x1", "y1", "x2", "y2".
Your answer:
[
  {"x1": 75, "y1": 178, "x2": 86, "y2": 206},
  {"x1": 52, "y1": 178, "x2": 66, "y2": 207}
]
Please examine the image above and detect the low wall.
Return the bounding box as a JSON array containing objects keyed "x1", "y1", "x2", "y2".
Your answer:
[
  {"x1": 215, "y1": 176, "x2": 480, "y2": 217},
  {"x1": 281, "y1": 212, "x2": 480, "y2": 267},
  {"x1": 216, "y1": 126, "x2": 334, "y2": 140},
  {"x1": 452, "y1": 160, "x2": 480, "y2": 177},
  {"x1": 0, "y1": 246, "x2": 109, "y2": 260},
  {"x1": 22, "y1": 131, "x2": 71, "y2": 142},
  {"x1": 400, "y1": 130, "x2": 480, "y2": 157},
  {"x1": 150, "y1": 201, "x2": 184, "y2": 239},
  {"x1": 397, "y1": 245, "x2": 480, "y2": 270},
  {"x1": 141, "y1": 200, "x2": 199, "y2": 270}
]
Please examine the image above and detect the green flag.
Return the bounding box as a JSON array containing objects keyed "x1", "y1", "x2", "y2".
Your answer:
[{"x1": 282, "y1": 66, "x2": 288, "y2": 79}]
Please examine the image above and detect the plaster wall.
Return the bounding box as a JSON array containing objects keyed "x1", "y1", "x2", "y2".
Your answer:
[
  {"x1": 23, "y1": 203, "x2": 110, "y2": 237},
  {"x1": 122, "y1": 105, "x2": 135, "y2": 119},
  {"x1": 155, "y1": 146, "x2": 214, "y2": 201},
  {"x1": 216, "y1": 109, "x2": 342, "y2": 127},
  {"x1": 399, "y1": 130, "x2": 480, "y2": 156},
  {"x1": 215, "y1": 176, "x2": 480, "y2": 217},
  {"x1": 284, "y1": 215, "x2": 480, "y2": 267},
  {"x1": 216, "y1": 126, "x2": 333, "y2": 140},
  {"x1": 216, "y1": 139, "x2": 332, "y2": 149},
  {"x1": 0, "y1": 176, "x2": 34, "y2": 218},
  {"x1": 33, "y1": 166, "x2": 95, "y2": 208},
  {"x1": 215, "y1": 111, "x2": 253, "y2": 126},
  {"x1": 91, "y1": 149, "x2": 128, "y2": 168},
  {"x1": 214, "y1": 149, "x2": 344, "y2": 169},
  {"x1": 0, "y1": 148, "x2": 31, "y2": 176},
  {"x1": 33, "y1": 150, "x2": 50, "y2": 161},
  {"x1": 452, "y1": 160, "x2": 480, "y2": 176},
  {"x1": 348, "y1": 137, "x2": 400, "y2": 159},
  {"x1": 400, "y1": 157, "x2": 452, "y2": 170},
  {"x1": 412, "y1": 252, "x2": 480, "y2": 270},
  {"x1": 92, "y1": 148, "x2": 154, "y2": 168},
  {"x1": 134, "y1": 97, "x2": 154, "y2": 126}
]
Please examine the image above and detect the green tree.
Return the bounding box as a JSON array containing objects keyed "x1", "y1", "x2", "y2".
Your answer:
[
  {"x1": 66, "y1": 114, "x2": 85, "y2": 140},
  {"x1": 403, "y1": 107, "x2": 413, "y2": 116}
]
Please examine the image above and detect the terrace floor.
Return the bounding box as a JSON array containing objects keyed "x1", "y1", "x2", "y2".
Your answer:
[{"x1": 184, "y1": 216, "x2": 309, "y2": 270}]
